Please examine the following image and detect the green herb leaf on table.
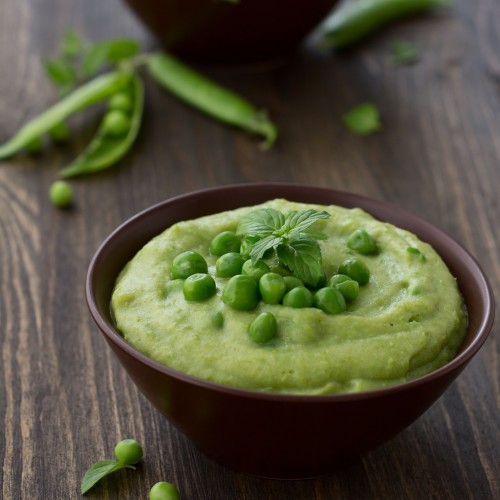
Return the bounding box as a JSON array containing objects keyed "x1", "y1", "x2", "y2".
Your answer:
[
  {"x1": 80, "y1": 459, "x2": 135, "y2": 495},
  {"x1": 391, "y1": 40, "x2": 420, "y2": 66},
  {"x1": 43, "y1": 58, "x2": 78, "y2": 93},
  {"x1": 343, "y1": 102, "x2": 381, "y2": 136},
  {"x1": 61, "y1": 30, "x2": 84, "y2": 59},
  {"x1": 237, "y1": 208, "x2": 330, "y2": 286}
]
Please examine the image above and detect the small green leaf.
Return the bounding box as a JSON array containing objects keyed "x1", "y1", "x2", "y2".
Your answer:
[
  {"x1": 277, "y1": 238, "x2": 323, "y2": 287},
  {"x1": 249, "y1": 235, "x2": 281, "y2": 263},
  {"x1": 392, "y1": 40, "x2": 420, "y2": 66},
  {"x1": 80, "y1": 459, "x2": 134, "y2": 494},
  {"x1": 61, "y1": 30, "x2": 83, "y2": 58},
  {"x1": 43, "y1": 58, "x2": 77, "y2": 88},
  {"x1": 284, "y1": 209, "x2": 330, "y2": 236},
  {"x1": 82, "y1": 42, "x2": 110, "y2": 77},
  {"x1": 106, "y1": 39, "x2": 141, "y2": 63},
  {"x1": 343, "y1": 102, "x2": 381, "y2": 136},
  {"x1": 237, "y1": 208, "x2": 285, "y2": 238}
]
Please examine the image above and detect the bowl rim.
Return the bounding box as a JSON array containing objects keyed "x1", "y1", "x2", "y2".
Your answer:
[{"x1": 86, "y1": 182, "x2": 495, "y2": 402}]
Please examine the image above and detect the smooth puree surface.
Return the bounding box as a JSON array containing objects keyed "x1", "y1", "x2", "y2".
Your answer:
[{"x1": 111, "y1": 200, "x2": 467, "y2": 394}]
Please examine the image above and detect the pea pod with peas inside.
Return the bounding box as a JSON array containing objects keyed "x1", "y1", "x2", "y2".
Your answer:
[
  {"x1": 0, "y1": 71, "x2": 131, "y2": 159},
  {"x1": 147, "y1": 52, "x2": 277, "y2": 149},
  {"x1": 59, "y1": 74, "x2": 144, "y2": 178}
]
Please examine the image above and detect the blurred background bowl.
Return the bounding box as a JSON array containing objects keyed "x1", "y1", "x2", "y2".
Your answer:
[
  {"x1": 86, "y1": 183, "x2": 494, "y2": 479},
  {"x1": 122, "y1": 0, "x2": 339, "y2": 65}
]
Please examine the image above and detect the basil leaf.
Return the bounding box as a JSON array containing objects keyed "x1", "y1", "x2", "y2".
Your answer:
[
  {"x1": 277, "y1": 238, "x2": 323, "y2": 287},
  {"x1": 284, "y1": 209, "x2": 330, "y2": 235},
  {"x1": 80, "y1": 459, "x2": 135, "y2": 494},
  {"x1": 237, "y1": 208, "x2": 285, "y2": 237},
  {"x1": 249, "y1": 235, "x2": 281, "y2": 263},
  {"x1": 343, "y1": 102, "x2": 381, "y2": 136}
]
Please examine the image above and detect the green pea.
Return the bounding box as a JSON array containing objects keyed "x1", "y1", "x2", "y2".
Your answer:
[
  {"x1": 282, "y1": 287, "x2": 314, "y2": 308},
  {"x1": 338, "y1": 258, "x2": 370, "y2": 285},
  {"x1": 183, "y1": 273, "x2": 216, "y2": 301},
  {"x1": 259, "y1": 272, "x2": 287, "y2": 305},
  {"x1": 347, "y1": 229, "x2": 377, "y2": 254},
  {"x1": 48, "y1": 121, "x2": 70, "y2": 143},
  {"x1": 25, "y1": 136, "x2": 43, "y2": 154},
  {"x1": 335, "y1": 279, "x2": 359, "y2": 302},
  {"x1": 150, "y1": 481, "x2": 181, "y2": 500},
  {"x1": 172, "y1": 250, "x2": 208, "y2": 279},
  {"x1": 114, "y1": 439, "x2": 143, "y2": 465},
  {"x1": 49, "y1": 180, "x2": 74, "y2": 207},
  {"x1": 314, "y1": 287, "x2": 347, "y2": 314},
  {"x1": 326, "y1": 274, "x2": 351, "y2": 287},
  {"x1": 241, "y1": 259, "x2": 271, "y2": 281},
  {"x1": 108, "y1": 92, "x2": 133, "y2": 113},
  {"x1": 283, "y1": 276, "x2": 304, "y2": 291},
  {"x1": 216, "y1": 252, "x2": 245, "y2": 278},
  {"x1": 222, "y1": 274, "x2": 260, "y2": 311},
  {"x1": 209, "y1": 231, "x2": 241, "y2": 256},
  {"x1": 102, "y1": 109, "x2": 131, "y2": 137},
  {"x1": 211, "y1": 310, "x2": 224, "y2": 329},
  {"x1": 248, "y1": 312, "x2": 277, "y2": 343}
]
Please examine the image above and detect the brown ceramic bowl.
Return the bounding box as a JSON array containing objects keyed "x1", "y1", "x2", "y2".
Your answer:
[
  {"x1": 122, "y1": 0, "x2": 339, "y2": 65},
  {"x1": 86, "y1": 183, "x2": 494, "y2": 479}
]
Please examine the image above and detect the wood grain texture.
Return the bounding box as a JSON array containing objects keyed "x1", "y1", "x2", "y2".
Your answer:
[{"x1": 0, "y1": 0, "x2": 498, "y2": 498}]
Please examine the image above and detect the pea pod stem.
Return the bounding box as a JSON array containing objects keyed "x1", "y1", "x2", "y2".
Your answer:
[
  {"x1": 0, "y1": 71, "x2": 131, "y2": 159},
  {"x1": 322, "y1": 0, "x2": 451, "y2": 49},
  {"x1": 59, "y1": 74, "x2": 144, "y2": 178},
  {"x1": 147, "y1": 52, "x2": 277, "y2": 149}
]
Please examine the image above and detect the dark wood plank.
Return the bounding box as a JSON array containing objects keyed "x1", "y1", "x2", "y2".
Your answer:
[{"x1": 0, "y1": 0, "x2": 498, "y2": 498}]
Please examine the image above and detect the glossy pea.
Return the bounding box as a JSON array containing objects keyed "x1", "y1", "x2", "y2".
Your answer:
[
  {"x1": 347, "y1": 229, "x2": 377, "y2": 254},
  {"x1": 48, "y1": 121, "x2": 70, "y2": 143},
  {"x1": 335, "y1": 279, "x2": 359, "y2": 302},
  {"x1": 338, "y1": 258, "x2": 370, "y2": 285},
  {"x1": 283, "y1": 287, "x2": 314, "y2": 308},
  {"x1": 25, "y1": 136, "x2": 43, "y2": 154},
  {"x1": 283, "y1": 276, "x2": 304, "y2": 291},
  {"x1": 172, "y1": 250, "x2": 208, "y2": 279},
  {"x1": 108, "y1": 92, "x2": 133, "y2": 113},
  {"x1": 149, "y1": 481, "x2": 181, "y2": 500},
  {"x1": 114, "y1": 439, "x2": 143, "y2": 465},
  {"x1": 314, "y1": 287, "x2": 347, "y2": 315},
  {"x1": 211, "y1": 310, "x2": 224, "y2": 329},
  {"x1": 242, "y1": 259, "x2": 271, "y2": 281},
  {"x1": 183, "y1": 273, "x2": 216, "y2": 301},
  {"x1": 147, "y1": 52, "x2": 277, "y2": 149},
  {"x1": 102, "y1": 109, "x2": 131, "y2": 137},
  {"x1": 216, "y1": 252, "x2": 245, "y2": 277},
  {"x1": 49, "y1": 180, "x2": 74, "y2": 207},
  {"x1": 222, "y1": 274, "x2": 260, "y2": 311},
  {"x1": 327, "y1": 274, "x2": 351, "y2": 287},
  {"x1": 209, "y1": 231, "x2": 241, "y2": 256},
  {"x1": 248, "y1": 312, "x2": 277, "y2": 343},
  {"x1": 259, "y1": 272, "x2": 287, "y2": 305}
]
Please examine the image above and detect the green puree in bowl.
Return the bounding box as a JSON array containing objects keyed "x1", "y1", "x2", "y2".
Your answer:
[{"x1": 111, "y1": 200, "x2": 467, "y2": 394}]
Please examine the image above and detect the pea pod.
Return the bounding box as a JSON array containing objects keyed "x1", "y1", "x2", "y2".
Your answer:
[
  {"x1": 322, "y1": 0, "x2": 451, "y2": 49},
  {"x1": 0, "y1": 71, "x2": 131, "y2": 159},
  {"x1": 147, "y1": 52, "x2": 277, "y2": 149},
  {"x1": 59, "y1": 74, "x2": 144, "y2": 178}
]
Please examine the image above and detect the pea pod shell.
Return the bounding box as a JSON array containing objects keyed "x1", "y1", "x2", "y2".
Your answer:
[
  {"x1": 322, "y1": 0, "x2": 451, "y2": 49},
  {"x1": 147, "y1": 52, "x2": 277, "y2": 149},
  {"x1": 59, "y1": 74, "x2": 144, "y2": 178},
  {"x1": 0, "y1": 71, "x2": 132, "y2": 159}
]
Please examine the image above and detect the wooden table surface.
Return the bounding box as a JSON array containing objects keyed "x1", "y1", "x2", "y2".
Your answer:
[{"x1": 1, "y1": 0, "x2": 498, "y2": 498}]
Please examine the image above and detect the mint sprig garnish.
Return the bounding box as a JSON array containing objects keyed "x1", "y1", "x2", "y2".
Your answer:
[{"x1": 236, "y1": 208, "x2": 330, "y2": 287}]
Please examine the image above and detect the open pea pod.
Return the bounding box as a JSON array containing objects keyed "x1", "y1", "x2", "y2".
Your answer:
[
  {"x1": 59, "y1": 74, "x2": 144, "y2": 178},
  {"x1": 0, "y1": 71, "x2": 131, "y2": 159}
]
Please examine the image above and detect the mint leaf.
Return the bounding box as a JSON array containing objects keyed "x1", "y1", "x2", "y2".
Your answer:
[
  {"x1": 237, "y1": 208, "x2": 285, "y2": 237},
  {"x1": 392, "y1": 40, "x2": 419, "y2": 66},
  {"x1": 284, "y1": 209, "x2": 330, "y2": 237},
  {"x1": 277, "y1": 238, "x2": 323, "y2": 287},
  {"x1": 81, "y1": 42, "x2": 110, "y2": 77},
  {"x1": 106, "y1": 39, "x2": 141, "y2": 63},
  {"x1": 250, "y1": 235, "x2": 282, "y2": 263},
  {"x1": 43, "y1": 58, "x2": 77, "y2": 88},
  {"x1": 343, "y1": 103, "x2": 381, "y2": 136},
  {"x1": 81, "y1": 459, "x2": 135, "y2": 495}
]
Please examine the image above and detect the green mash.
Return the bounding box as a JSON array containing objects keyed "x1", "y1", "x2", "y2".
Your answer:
[{"x1": 111, "y1": 200, "x2": 467, "y2": 394}]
